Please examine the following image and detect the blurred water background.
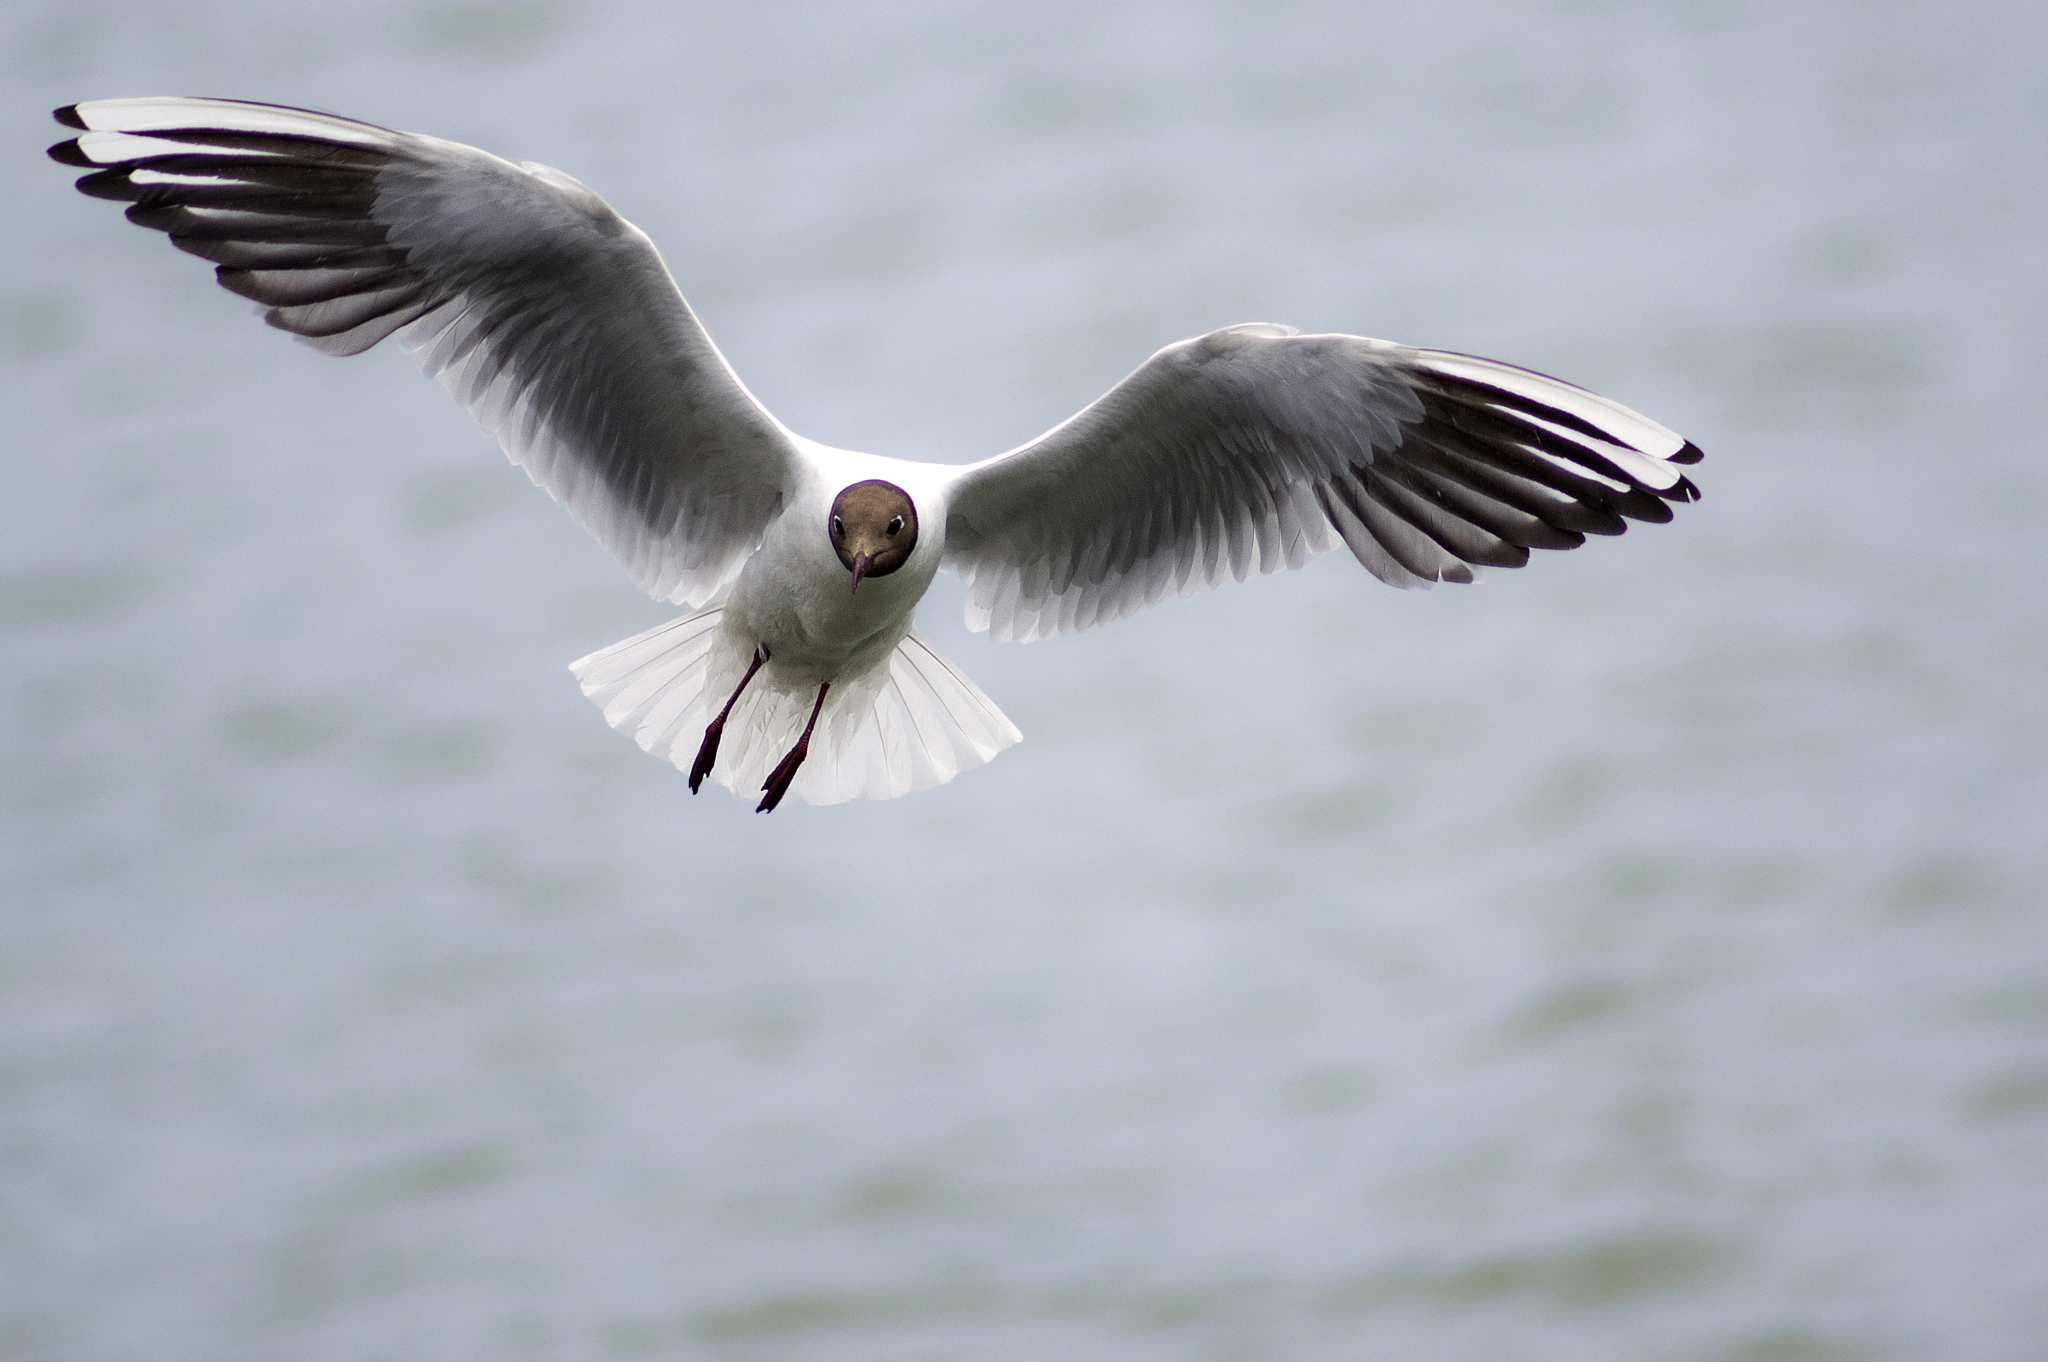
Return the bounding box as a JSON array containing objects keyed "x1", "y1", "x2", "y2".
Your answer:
[{"x1": 4, "y1": 1, "x2": 2046, "y2": 1359}]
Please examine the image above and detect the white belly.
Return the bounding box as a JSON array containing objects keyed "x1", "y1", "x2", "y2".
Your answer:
[{"x1": 724, "y1": 517, "x2": 937, "y2": 686}]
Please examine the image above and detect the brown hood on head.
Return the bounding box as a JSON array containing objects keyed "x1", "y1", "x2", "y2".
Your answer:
[{"x1": 829, "y1": 479, "x2": 918, "y2": 594}]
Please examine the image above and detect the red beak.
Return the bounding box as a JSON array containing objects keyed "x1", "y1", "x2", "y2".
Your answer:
[{"x1": 849, "y1": 550, "x2": 873, "y2": 595}]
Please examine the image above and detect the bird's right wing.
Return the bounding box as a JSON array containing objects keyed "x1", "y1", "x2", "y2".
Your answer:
[
  {"x1": 51, "y1": 97, "x2": 798, "y2": 608},
  {"x1": 943, "y1": 324, "x2": 1701, "y2": 642}
]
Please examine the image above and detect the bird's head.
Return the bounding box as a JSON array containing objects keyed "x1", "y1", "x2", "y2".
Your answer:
[{"x1": 828, "y1": 480, "x2": 918, "y2": 594}]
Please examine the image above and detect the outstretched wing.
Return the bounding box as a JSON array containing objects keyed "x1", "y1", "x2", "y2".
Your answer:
[
  {"x1": 51, "y1": 97, "x2": 797, "y2": 608},
  {"x1": 942, "y1": 323, "x2": 1702, "y2": 642}
]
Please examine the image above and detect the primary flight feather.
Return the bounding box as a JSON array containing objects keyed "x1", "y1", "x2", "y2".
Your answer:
[{"x1": 51, "y1": 97, "x2": 1702, "y2": 810}]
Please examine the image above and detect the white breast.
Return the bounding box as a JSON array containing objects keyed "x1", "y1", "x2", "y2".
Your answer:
[{"x1": 725, "y1": 449, "x2": 949, "y2": 684}]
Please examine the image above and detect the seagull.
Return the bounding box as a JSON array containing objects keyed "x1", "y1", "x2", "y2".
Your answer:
[{"x1": 51, "y1": 97, "x2": 1702, "y2": 812}]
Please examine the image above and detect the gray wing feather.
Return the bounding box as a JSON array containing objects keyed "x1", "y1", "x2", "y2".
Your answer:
[
  {"x1": 52, "y1": 97, "x2": 796, "y2": 607},
  {"x1": 944, "y1": 324, "x2": 1702, "y2": 642}
]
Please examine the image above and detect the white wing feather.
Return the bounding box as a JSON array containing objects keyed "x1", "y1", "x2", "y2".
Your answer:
[
  {"x1": 943, "y1": 324, "x2": 1702, "y2": 643},
  {"x1": 52, "y1": 97, "x2": 796, "y2": 609}
]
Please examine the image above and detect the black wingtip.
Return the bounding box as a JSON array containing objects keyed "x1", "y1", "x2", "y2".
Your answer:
[
  {"x1": 53, "y1": 104, "x2": 86, "y2": 130},
  {"x1": 1669, "y1": 441, "x2": 1705, "y2": 465},
  {"x1": 75, "y1": 167, "x2": 140, "y2": 202},
  {"x1": 47, "y1": 138, "x2": 92, "y2": 167}
]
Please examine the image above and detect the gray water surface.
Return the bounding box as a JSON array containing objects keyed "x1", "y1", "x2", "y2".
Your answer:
[{"x1": 5, "y1": 2, "x2": 2047, "y2": 1359}]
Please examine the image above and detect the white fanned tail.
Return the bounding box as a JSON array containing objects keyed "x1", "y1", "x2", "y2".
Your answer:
[{"x1": 570, "y1": 609, "x2": 1022, "y2": 805}]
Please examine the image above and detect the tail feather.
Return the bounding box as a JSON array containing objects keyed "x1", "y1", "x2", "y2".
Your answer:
[{"x1": 569, "y1": 609, "x2": 1021, "y2": 805}]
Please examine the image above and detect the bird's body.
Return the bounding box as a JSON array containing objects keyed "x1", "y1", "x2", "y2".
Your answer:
[
  {"x1": 52, "y1": 97, "x2": 1702, "y2": 809},
  {"x1": 727, "y1": 452, "x2": 942, "y2": 686}
]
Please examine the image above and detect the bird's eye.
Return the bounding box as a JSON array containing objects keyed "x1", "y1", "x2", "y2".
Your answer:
[
  {"x1": 832, "y1": 516, "x2": 844, "y2": 537},
  {"x1": 887, "y1": 517, "x2": 903, "y2": 535}
]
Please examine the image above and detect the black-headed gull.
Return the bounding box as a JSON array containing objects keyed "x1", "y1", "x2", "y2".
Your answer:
[{"x1": 52, "y1": 98, "x2": 1703, "y2": 811}]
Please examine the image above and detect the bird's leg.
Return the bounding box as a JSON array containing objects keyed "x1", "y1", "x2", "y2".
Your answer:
[
  {"x1": 689, "y1": 645, "x2": 769, "y2": 794},
  {"x1": 757, "y1": 681, "x2": 830, "y2": 814}
]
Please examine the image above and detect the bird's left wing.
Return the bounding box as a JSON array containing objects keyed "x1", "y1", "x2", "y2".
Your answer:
[
  {"x1": 943, "y1": 324, "x2": 1701, "y2": 642},
  {"x1": 51, "y1": 97, "x2": 798, "y2": 608}
]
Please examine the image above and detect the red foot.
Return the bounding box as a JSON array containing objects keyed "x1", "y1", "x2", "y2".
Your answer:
[
  {"x1": 688, "y1": 719, "x2": 723, "y2": 794},
  {"x1": 755, "y1": 742, "x2": 808, "y2": 812},
  {"x1": 690, "y1": 647, "x2": 768, "y2": 794},
  {"x1": 755, "y1": 681, "x2": 830, "y2": 814}
]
